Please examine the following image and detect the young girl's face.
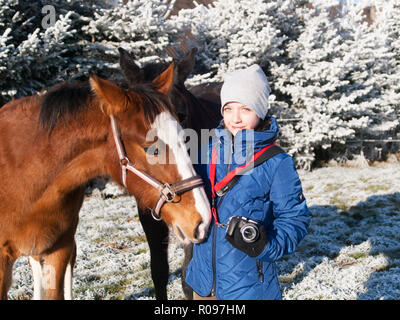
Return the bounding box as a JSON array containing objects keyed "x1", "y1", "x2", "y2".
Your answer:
[{"x1": 222, "y1": 102, "x2": 260, "y2": 136}]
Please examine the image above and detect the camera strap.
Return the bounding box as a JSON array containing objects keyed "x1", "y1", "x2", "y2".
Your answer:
[{"x1": 209, "y1": 141, "x2": 284, "y2": 225}]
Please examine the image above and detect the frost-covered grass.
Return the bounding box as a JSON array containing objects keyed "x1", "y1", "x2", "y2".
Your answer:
[
  {"x1": 280, "y1": 158, "x2": 400, "y2": 300},
  {"x1": 8, "y1": 160, "x2": 400, "y2": 300}
]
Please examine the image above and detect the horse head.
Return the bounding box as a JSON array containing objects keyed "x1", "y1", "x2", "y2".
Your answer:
[{"x1": 89, "y1": 63, "x2": 210, "y2": 243}]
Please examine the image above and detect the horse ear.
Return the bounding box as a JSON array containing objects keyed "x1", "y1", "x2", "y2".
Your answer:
[
  {"x1": 118, "y1": 47, "x2": 144, "y2": 86},
  {"x1": 89, "y1": 74, "x2": 129, "y2": 115},
  {"x1": 152, "y1": 62, "x2": 176, "y2": 95},
  {"x1": 176, "y1": 47, "x2": 197, "y2": 85}
]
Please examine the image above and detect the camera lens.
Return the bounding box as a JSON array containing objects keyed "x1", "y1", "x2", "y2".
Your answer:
[{"x1": 240, "y1": 224, "x2": 259, "y2": 243}]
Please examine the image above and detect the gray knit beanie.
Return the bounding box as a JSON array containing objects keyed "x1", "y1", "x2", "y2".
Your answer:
[{"x1": 220, "y1": 64, "x2": 271, "y2": 119}]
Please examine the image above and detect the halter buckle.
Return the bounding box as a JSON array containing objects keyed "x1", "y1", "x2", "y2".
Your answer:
[{"x1": 160, "y1": 183, "x2": 176, "y2": 202}]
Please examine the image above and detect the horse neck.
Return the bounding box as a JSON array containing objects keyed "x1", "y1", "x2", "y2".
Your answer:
[
  {"x1": 0, "y1": 99, "x2": 106, "y2": 217},
  {"x1": 41, "y1": 108, "x2": 111, "y2": 196}
]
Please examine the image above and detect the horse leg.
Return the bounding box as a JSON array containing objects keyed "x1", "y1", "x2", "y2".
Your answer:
[
  {"x1": 29, "y1": 256, "x2": 45, "y2": 300},
  {"x1": 181, "y1": 242, "x2": 194, "y2": 300},
  {"x1": 0, "y1": 244, "x2": 16, "y2": 300},
  {"x1": 40, "y1": 241, "x2": 76, "y2": 300},
  {"x1": 63, "y1": 240, "x2": 76, "y2": 300},
  {"x1": 138, "y1": 208, "x2": 169, "y2": 300},
  {"x1": 29, "y1": 237, "x2": 77, "y2": 300}
]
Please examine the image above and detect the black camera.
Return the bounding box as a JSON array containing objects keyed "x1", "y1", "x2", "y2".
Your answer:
[
  {"x1": 226, "y1": 216, "x2": 260, "y2": 243},
  {"x1": 240, "y1": 222, "x2": 260, "y2": 243},
  {"x1": 225, "y1": 216, "x2": 267, "y2": 257}
]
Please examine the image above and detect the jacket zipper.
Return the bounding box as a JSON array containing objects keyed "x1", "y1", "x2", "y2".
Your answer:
[
  {"x1": 210, "y1": 221, "x2": 217, "y2": 296},
  {"x1": 211, "y1": 191, "x2": 227, "y2": 296},
  {"x1": 211, "y1": 139, "x2": 233, "y2": 296}
]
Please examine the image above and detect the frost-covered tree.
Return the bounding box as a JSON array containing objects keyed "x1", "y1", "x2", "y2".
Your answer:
[
  {"x1": 0, "y1": 0, "x2": 398, "y2": 168},
  {"x1": 83, "y1": 0, "x2": 178, "y2": 74},
  {"x1": 272, "y1": 0, "x2": 400, "y2": 168},
  {"x1": 0, "y1": 0, "x2": 183, "y2": 105},
  {"x1": 170, "y1": 0, "x2": 305, "y2": 85},
  {"x1": 378, "y1": 0, "x2": 400, "y2": 98},
  {"x1": 0, "y1": 0, "x2": 96, "y2": 105}
]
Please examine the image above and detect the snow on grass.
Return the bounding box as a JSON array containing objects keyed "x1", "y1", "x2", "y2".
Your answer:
[
  {"x1": 280, "y1": 160, "x2": 400, "y2": 300},
  {"x1": 8, "y1": 161, "x2": 400, "y2": 300}
]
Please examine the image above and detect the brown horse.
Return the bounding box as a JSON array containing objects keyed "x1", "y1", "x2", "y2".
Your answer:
[{"x1": 0, "y1": 63, "x2": 211, "y2": 300}]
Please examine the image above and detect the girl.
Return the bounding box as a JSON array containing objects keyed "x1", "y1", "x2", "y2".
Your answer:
[{"x1": 185, "y1": 64, "x2": 311, "y2": 300}]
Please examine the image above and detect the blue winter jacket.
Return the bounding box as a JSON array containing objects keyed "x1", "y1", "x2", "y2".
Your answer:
[{"x1": 185, "y1": 117, "x2": 311, "y2": 300}]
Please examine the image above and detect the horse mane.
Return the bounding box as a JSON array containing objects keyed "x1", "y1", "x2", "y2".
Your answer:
[
  {"x1": 39, "y1": 79, "x2": 175, "y2": 134},
  {"x1": 131, "y1": 83, "x2": 176, "y2": 125},
  {"x1": 39, "y1": 81, "x2": 91, "y2": 133}
]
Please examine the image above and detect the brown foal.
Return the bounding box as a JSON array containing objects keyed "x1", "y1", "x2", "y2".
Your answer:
[{"x1": 0, "y1": 63, "x2": 210, "y2": 299}]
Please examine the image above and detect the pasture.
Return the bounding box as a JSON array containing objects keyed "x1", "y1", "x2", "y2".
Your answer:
[{"x1": 7, "y1": 159, "x2": 400, "y2": 300}]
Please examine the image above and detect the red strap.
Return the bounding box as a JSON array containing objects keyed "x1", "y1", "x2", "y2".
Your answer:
[
  {"x1": 209, "y1": 141, "x2": 276, "y2": 224},
  {"x1": 209, "y1": 143, "x2": 220, "y2": 223},
  {"x1": 211, "y1": 142, "x2": 276, "y2": 195},
  {"x1": 210, "y1": 142, "x2": 219, "y2": 197}
]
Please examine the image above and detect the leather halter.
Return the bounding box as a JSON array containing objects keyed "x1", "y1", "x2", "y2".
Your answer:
[{"x1": 110, "y1": 115, "x2": 204, "y2": 221}]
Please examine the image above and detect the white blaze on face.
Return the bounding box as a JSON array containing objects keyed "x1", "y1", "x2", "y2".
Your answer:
[{"x1": 150, "y1": 112, "x2": 211, "y2": 237}]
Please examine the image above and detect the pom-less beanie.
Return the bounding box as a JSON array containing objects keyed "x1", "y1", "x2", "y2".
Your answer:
[{"x1": 220, "y1": 64, "x2": 271, "y2": 120}]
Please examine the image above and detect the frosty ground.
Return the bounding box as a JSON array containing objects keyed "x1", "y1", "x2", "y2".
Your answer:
[{"x1": 8, "y1": 159, "x2": 400, "y2": 300}]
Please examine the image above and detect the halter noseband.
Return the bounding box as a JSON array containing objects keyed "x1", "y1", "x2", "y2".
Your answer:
[{"x1": 110, "y1": 115, "x2": 204, "y2": 221}]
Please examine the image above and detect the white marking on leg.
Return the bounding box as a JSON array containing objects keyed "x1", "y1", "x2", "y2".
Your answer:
[
  {"x1": 64, "y1": 263, "x2": 73, "y2": 300},
  {"x1": 29, "y1": 256, "x2": 44, "y2": 300},
  {"x1": 42, "y1": 264, "x2": 56, "y2": 291}
]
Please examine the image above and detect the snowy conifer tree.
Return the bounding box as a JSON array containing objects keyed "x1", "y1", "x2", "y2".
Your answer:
[
  {"x1": 272, "y1": 0, "x2": 400, "y2": 168},
  {"x1": 378, "y1": 0, "x2": 400, "y2": 107},
  {"x1": 0, "y1": 0, "x2": 96, "y2": 105},
  {"x1": 83, "y1": 0, "x2": 177, "y2": 74},
  {"x1": 1, "y1": 0, "x2": 398, "y2": 167},
  {"x1": 170, "y1": 0, "x2": 304, "y2": 85}
]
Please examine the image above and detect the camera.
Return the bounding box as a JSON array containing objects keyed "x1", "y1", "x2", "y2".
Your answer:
[
  {"x1": 226, "y1": 216, "x2": 260, "y2": 243},
  {"x1": 225, "y1": 216, "x2": 267, "y2": 257}
]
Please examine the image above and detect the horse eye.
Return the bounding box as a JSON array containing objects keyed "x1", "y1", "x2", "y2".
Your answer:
[{"x1": 143, "y1": 146, "x2": 159, "y2": 156}]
